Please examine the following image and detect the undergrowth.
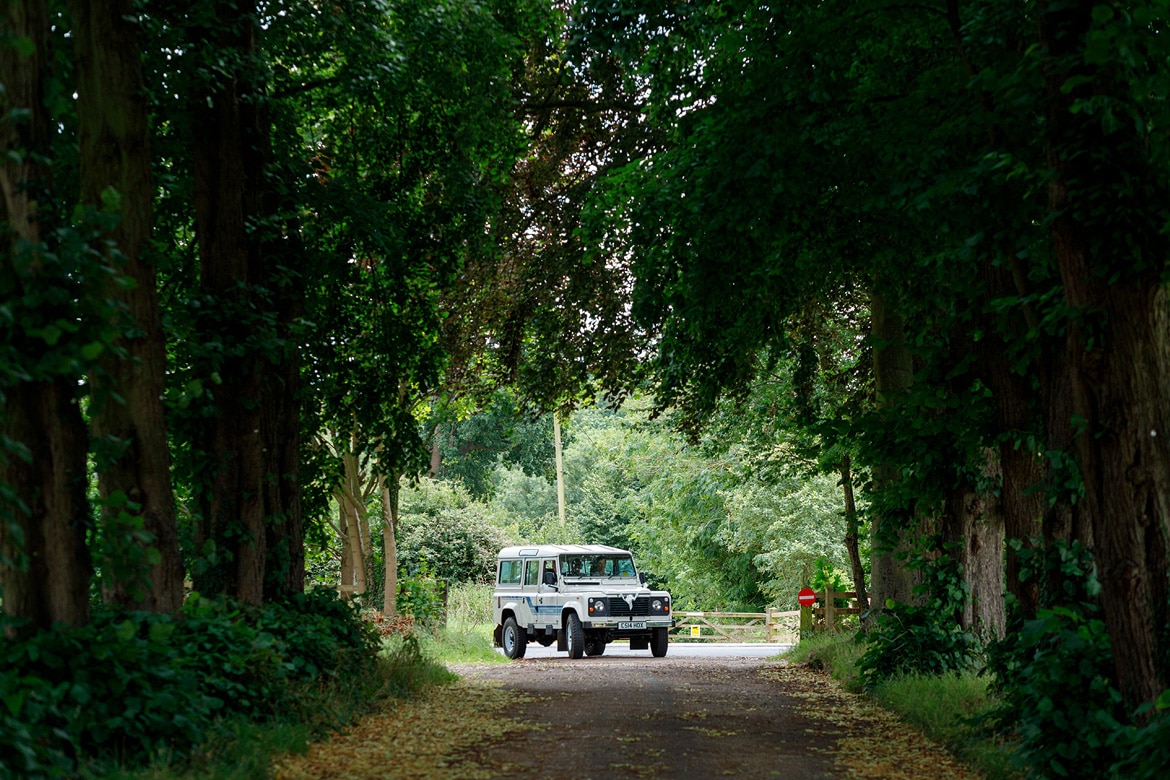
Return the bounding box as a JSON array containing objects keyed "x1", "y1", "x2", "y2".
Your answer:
[{"x1": 1, "y1": 587, "x2": 453, "y2": 779}]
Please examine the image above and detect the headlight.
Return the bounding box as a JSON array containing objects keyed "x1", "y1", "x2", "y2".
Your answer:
[
  {"x1": 589, "y1": 598, "x2": 606, "y2": 614},
  {"x1": 651, "y1": 598, "x2": 669, "y2": 613}
]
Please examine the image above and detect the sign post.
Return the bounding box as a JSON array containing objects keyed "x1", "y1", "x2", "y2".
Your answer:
[{"x1": 798, "y1": 587, "x2": 816, "y2": 637}]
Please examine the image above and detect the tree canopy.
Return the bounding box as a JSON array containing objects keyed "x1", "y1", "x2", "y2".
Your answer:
[{"x1": 2, "y1": 0, "x2": 1170, "y2": 775}]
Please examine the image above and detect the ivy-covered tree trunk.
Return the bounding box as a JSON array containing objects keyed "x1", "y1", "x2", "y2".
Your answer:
[
  {"x1": 191, "y1": 2, "x2": 267, "y2": 604},
  {"x1": 977, "y1": 260, "x2": 1046, "y2": 619},
  {"x1": 0, "y1": 0, "x2": 92, "y2": 632},
  {"x1": 942, "y1": 467, "x2": 1006, "y2": 639},
  {"x1": 262, "y1": 236, "x2": 305, "y2": 599},
  {"x1": 69, "y1": 0, "x2": 183, "y2": 612},
  {"x1": 262, "y1": 351, "x2": 304, "y2": 598},
  {"x1": 1040, "y1": 0, "x2": 1170, "y2": 712},
  {"x1": 869, "y1": 289, "x2": 917, "y2": 608}
]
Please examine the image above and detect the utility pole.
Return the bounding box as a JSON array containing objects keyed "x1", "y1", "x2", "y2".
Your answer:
[{"x1": 553, "y1": 411, "x2": 566, "y2": 524}]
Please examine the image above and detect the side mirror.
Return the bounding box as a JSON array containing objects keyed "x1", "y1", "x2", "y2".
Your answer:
[
  {"x1": 638, "y1": 572, "x2": 647, "y2": 585},
  {"x1": 542, "y1": 571, "x2": 558, "y2": 587}
]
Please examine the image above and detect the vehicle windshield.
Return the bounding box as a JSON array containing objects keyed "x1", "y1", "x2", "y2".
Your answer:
[{"x1": 560, "y1": 554, "x2": 637, "y2": 579}]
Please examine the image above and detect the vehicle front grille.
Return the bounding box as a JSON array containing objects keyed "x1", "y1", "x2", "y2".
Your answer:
[{"x1": 607, "y1": 597, "x2": 650, "y2": 617}]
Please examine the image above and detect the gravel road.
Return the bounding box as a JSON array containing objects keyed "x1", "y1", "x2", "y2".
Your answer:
[
  {"x1": 456, "y1": 655, "x2": 830, "y2": 779},
  {"x1": 453, "y1": 653, "x2": 981, "y2": 780},
  {"x1": 276, "y1": 650, "x2": 982, "y2": 780}
]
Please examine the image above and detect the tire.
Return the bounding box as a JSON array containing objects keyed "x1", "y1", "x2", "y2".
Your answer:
[
  {"x1": 565, "y1": 612, "x2": 585, "y2": 659},
  {"x1": 650, "y1": 627, "x2": 669, "y2": 658},
  {"x1": 502, "y1": 617, "x2": 527, "y2": 660},
  {"x1": 585, "y1": 634, "x2": 606, "y2": 657}
]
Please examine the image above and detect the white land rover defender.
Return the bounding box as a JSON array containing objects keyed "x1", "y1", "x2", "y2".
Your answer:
[{"x1": 491, "y1": 544, "x2": 673, "y2": 659}]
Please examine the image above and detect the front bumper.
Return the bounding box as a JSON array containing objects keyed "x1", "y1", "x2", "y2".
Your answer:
[{"x1": 583, "y1": 617, "x2": 675, "y2": 631}]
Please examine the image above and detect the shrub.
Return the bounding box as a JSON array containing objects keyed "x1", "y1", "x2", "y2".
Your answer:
[
  {"x1": 987, "y1": 603, "x2": 1123, "y2": 778},
  {"x1": 397, "y1": 486, "x2": 507, "y2": 584},
  {"x1": 1111, "y1": 696, "x2": 1170, "y2": 780},
  {"x1": 0, "y1": 588, "x2": 382, "y2": 777},
  {"x1": 0, "y1": 612, "x2": 217, "y2": 777},
  {"x1": 983, "y1": 540, "x2": 1169, "y2": 779},
  {"x1": 396, "y1": 572, "x2": 446, "y2": 625},
  {"x1": 857, "y1": 542, "x2": 979, "y2": 687}
]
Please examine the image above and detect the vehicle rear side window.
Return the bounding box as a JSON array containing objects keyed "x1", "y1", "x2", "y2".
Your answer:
[
  {"x1": 524, "y1": 559, "x2": 540, "y2": 586},
  {"x1": 498, "y1": 560, "x2": 522, "y2": 585}
]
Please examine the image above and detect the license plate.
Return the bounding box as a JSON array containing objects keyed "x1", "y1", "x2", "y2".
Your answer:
[{"x1": 618, "y1": 621, "x2": 647, "y2": 630}]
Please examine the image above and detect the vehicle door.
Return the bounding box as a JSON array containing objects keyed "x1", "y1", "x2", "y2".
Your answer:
[
  {"x1": 519, "y1": 558, "x2": 541, "y2": 626},
  {"x1": 536, "y1": 557, "x2": 563, "y2": 623}
]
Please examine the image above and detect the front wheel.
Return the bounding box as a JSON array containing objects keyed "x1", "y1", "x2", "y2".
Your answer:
[
  {"x1": 565, "y1": 612, "x2": 585, "y2": 659},
  {"x1": 502, "y1": 617, "x2": 527, "y2": 660},
  {"x1": 650, "y1": 627, "x2": 669, "y2": 657},
  {"x1": 585, "y1": 634, "x2": 606, "y2": 657}
]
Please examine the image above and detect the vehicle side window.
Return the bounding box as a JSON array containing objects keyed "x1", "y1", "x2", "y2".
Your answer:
[
  {"x1": 524, "y1": 559, "x2": 540, "y2": 586},
  {"x1": 498, "y1": 560, "x2": 522, "y2": 585}
]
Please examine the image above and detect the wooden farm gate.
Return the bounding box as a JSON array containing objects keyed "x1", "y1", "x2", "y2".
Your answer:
[{"x1": 669, "y1": 610, "x2": 801, "y2": 643}]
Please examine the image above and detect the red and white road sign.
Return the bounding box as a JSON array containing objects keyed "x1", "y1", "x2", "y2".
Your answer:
[{"x1": 797, "y1": 587, "x2": 817, "y2": 607}]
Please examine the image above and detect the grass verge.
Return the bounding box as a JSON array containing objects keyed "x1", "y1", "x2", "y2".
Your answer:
[
  {"x1": 787, "y1": 631, "x2": 1020, "y2": 780},
  {"x1": 392, "y1": 621, "x2": 506, "y2": 665}
]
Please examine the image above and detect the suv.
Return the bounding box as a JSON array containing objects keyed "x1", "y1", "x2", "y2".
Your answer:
[{"x1": 492, "y1": 544, "x2": 673, "y2": 659}]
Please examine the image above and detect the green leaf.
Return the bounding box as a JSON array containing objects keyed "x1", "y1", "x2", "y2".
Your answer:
[
  {"x1": 39, "y1": 323, "x2": 63, "y2": 346},
  {"x1": 13, "y1": 36, "x2": 35, "y2": 58},
  {"x1": 148, "y1": 621, "x2": 175, "y2": 643},
  {"x1": 1091, "y1": 4, "x2": 1114, "y2": 24},
  {"x1": 3, "y1": 690, "x2": 24, "y2": 716},
  {"x1": 100, "y1": 186, "x2": 122, "y2": 213},
  {"x1": 70, "y1": 682, "x2": 91, "y2": 705},
  {"x1": 81, "y1": 341, "x2": 105, "y2": 360},
  {"x1": 115, "y1": 620, "x2": 136, "y2": 642}
]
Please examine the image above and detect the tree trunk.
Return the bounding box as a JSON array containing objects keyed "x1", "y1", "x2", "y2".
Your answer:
[
  {"x1": 262, "y1": 227, "x2": 305, "y2": 600},
  {"x1": 381, "y1": 478, "x2": 399, "y2": 617},
  {"x1": 69, "y1": 0, "x2": 182, "y2": 613},
  {"x1": 942, "y1": 463, "x2": 1006, "y2": 639},
  {"x1": 976, "y1": 259, "x2": 1046, "y2": 618},
  {"x1": 1039, "y1": 0, "x2": 1170, "y2": 712},
  {"x1": 342, "y1": 493, "x2": 366, "y2": 595},
  {"x1": 338, "y1": 448, "x2": 368, "y2": 595},
  {"x1": 337, "y1": 500, "x2": 354, "y2": 594},
  {"x1": 0, "y1": 0, "x2": 92, "y2": 632},
  {"x1": 429, "y1": 438, "x2": 442, "y2": 477},
  {"x1": 869, "y1": 289, "x2": 917, "y2": 608},
  {"x1": 0, "y1": 383, "x2": 93, "y2": 634},
  {"x1": 190, "y1": 2, "x2": 267, "y2": 604},
  {"x1": 839, "y1": 455, "x2": 869, "y2": 619}
]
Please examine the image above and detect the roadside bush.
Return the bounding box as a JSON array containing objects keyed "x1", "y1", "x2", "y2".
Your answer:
[
  {"x1": 857, "y1": 544, "x2": 978, "y2": 686},
  {"x1": 0, "y1": 612, "x2": 217, "y2": 778},
  {"x1": 984, "y1": 541, "x2": 1170, "y2": 779},
  {"x1": 397, "y1": 571, "x2": 447, "y2": 625},
  {"x1": 397, "y1": 483, "x2": 507, "y2": 583},
  {"x1": 0, "y1": 588, "x2": 381, "y2": 777},
  {"x1": 256, "y1": 586, "x2": 380, "y2": 680},
  {"x1": 1111, "y1": 698, "x2": 1170, "y2": 780},
  {"x1": 987, "y1": 603, "x2": 1122, "y2": 778}
]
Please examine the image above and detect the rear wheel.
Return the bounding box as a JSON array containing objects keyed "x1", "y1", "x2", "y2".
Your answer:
[
  {"x1": 585, "y1": 634, "x2": 606, "y2": 657},
  {"x1": 565, "y1": 612, "x2": 585, "y2": 659},
  {"x1": 502, "y1": 617, "x2": 527, "y2": 660},
  {"x1": 650, "y1": 627, "x2": 669, "y2": 657}
]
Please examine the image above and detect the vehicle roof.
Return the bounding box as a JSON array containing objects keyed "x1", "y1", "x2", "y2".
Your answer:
[{"x1": 496, "y1": 544, "x2": 631, "y2": 558}]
